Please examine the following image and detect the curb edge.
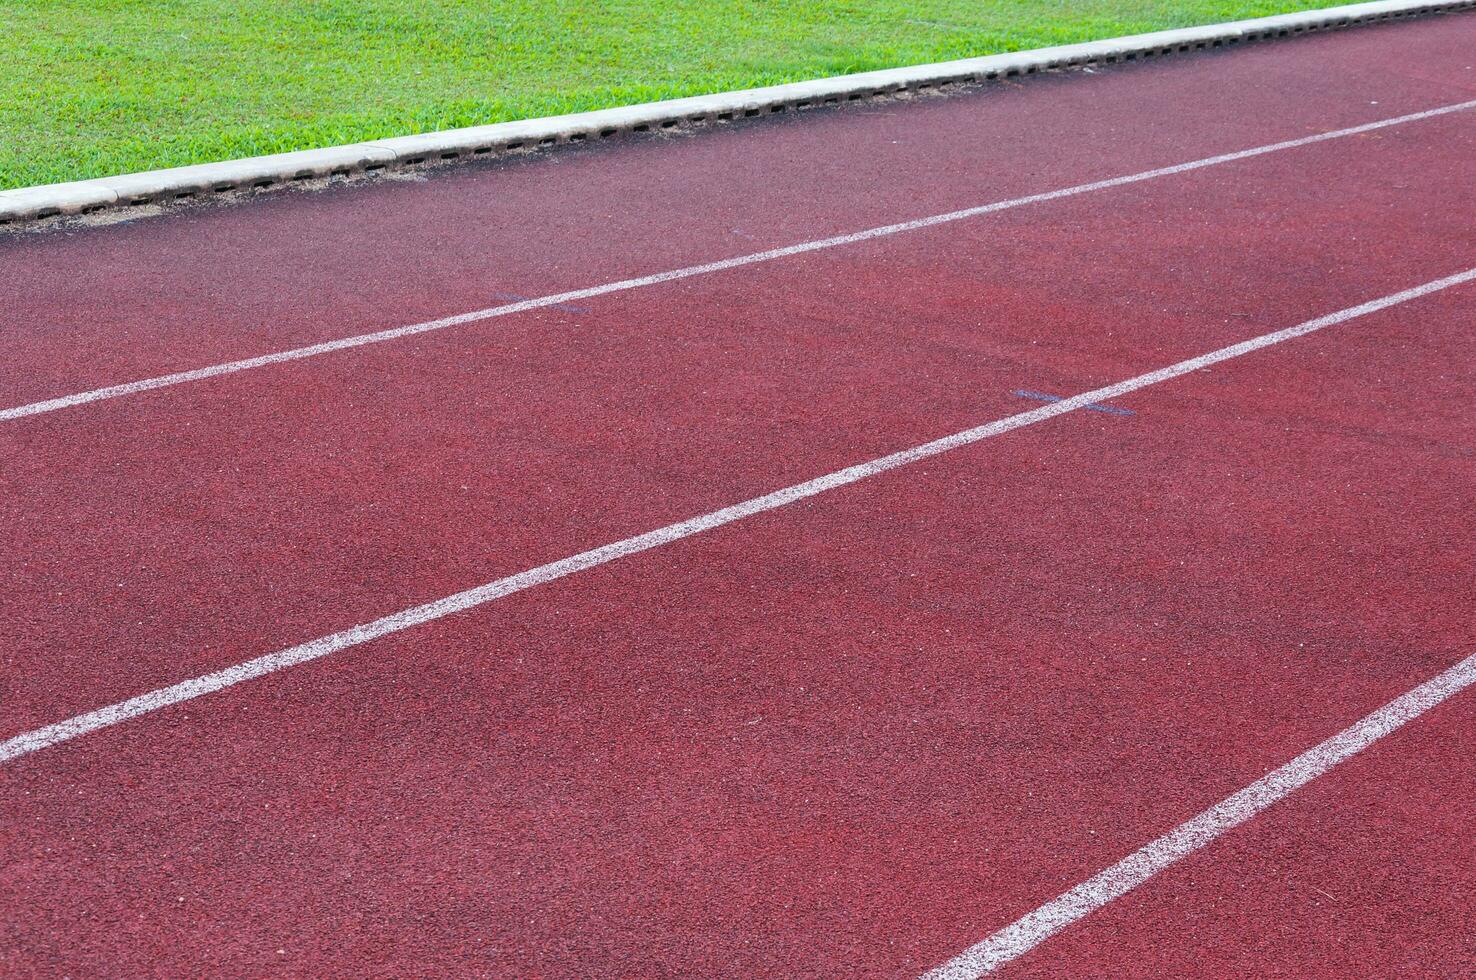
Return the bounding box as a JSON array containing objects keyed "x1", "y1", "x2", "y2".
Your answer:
[{"x1": 3, "y1": 0, "x2": 1472, "y2": 224}]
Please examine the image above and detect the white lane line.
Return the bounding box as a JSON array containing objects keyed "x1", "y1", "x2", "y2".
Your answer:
[
  {"x1": 5, "y1": 98, "x2": 1476, "y2": 424},
  {"x1": 921, "y1": 647, "x2": 1476, "y2": 979},
  {"x1": 2, "y1": 266, "x2": 1473, "y2": 764}
]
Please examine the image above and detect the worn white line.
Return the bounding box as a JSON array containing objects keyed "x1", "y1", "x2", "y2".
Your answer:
[
  {"x1": 5, "y1": 98, "x2": 1476, "y2": 424},
  {"x1": 922, "y1": 647, "x2": 1476, "y2": 979},
  {"x1": 3, "y1": 266, "x2": 1471, "y2": 764}
]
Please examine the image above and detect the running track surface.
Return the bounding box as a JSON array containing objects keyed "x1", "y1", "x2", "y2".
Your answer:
[{"x1": 3, "y1": 15, "x2": 1476, "y2": 978}]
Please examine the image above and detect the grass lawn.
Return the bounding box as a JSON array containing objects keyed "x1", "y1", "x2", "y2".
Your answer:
[{"x1": 3, "y1": 0, "x2": 1356, "y2": 190}]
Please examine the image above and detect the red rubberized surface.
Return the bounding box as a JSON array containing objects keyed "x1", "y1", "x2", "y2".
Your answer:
[{"x1": 3, "y1": 14, "x2": 1476, "y2": 978}]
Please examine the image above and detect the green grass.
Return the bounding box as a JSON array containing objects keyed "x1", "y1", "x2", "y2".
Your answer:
[{"x1": 2, "y1": 0, "x2": 1355, "y2": 190}]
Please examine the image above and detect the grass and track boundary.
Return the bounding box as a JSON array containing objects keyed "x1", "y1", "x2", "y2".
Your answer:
[{"x1": 2, "y1": 0, "x2": 1472, "y2": 226}]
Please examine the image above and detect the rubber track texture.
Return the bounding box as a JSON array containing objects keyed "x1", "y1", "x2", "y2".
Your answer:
[{"x1": 2, "y1": 13, "x2": 1475, "y2": 978}]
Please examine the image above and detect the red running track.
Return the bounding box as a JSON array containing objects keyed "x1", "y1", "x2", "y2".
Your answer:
[{"x1": 3, "y1": 12, "x2": 1476, "y2": 978}]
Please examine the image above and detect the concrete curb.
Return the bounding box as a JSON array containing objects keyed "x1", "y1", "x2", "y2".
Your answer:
[{"x1": 3, "y1": 0, "x2": 1471, "y2": 224}]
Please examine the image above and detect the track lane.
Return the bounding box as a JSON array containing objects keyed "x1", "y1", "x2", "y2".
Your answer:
[
  {"x1": 4, "y1": 114, "x2": 1476, "y2": 740},
  {"x1": 7, "y1": 98, "x2": 1476, "y2": 425},
  {"x1": 2, "y1": 285, "x2": 1473, "y2": 975}
]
